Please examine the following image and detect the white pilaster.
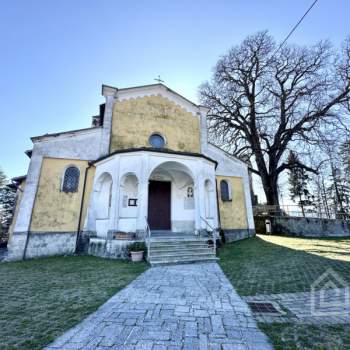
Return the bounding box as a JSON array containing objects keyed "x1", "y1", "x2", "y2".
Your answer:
[
  {"x1": 100, "y1": 86, "x2": 118, "y2": 156},
  {"x1": 109, "y1": 162, "x2": 120, "y2": 232},
  {"x1": 199, "y1": 107, "x2": 209, "y2": 153},
  {"x1": 137, "y1": 154, "x2": 149, "y2": 231},
  {"x1": 197, "y1": 171, "x2": 207, "y2": 231},
  {"x1": 194, "y1": 169, "x2": 203, "y2": 231},
  {"x1": 13, "y1": 153, "x2": 43, "y2": 233}
]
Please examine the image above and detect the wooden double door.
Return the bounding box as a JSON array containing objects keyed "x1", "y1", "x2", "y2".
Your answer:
[{"x1": 148, "y1": 180, "x2": 171, "y2": 230}]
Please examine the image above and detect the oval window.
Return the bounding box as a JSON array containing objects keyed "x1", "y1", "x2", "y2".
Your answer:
[{"x1": 149, "y1": 133, "x2": 165, "y2": 148}]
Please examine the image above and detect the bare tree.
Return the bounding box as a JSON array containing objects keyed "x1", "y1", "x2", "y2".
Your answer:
[{"x1": 200, "y1": 31, "x2": 350, "y2": 206}]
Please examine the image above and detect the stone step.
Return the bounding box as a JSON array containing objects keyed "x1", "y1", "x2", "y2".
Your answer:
[
  {"x1": 150, "y1": 251, "x2": 216, "y2": 261},
  {"x1": 150, "y1": 249, "x2": 214, "y2": 258},
  {"x1": 150, "y1": 247, "x2": 213, "y2": 255},
  {"x1": 147, "y1": 231, "x2": 217, "y2": 266},
  {"x1": 150, "y1": 242, "x2": 209, "y2": 248},
  {"x1": 150, "y1": 237, "x2": 209, "y2": 243},
  {"x1": 150, "y1": 237, "x2": 208, "y2": 242},
  {"x1": 150, "y1": 256, "x2": 219, "y2": 266}
]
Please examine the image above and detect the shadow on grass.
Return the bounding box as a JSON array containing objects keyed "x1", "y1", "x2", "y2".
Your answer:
[{"x1": 218, "y1": 235, "x2": 350, "y2": 296}]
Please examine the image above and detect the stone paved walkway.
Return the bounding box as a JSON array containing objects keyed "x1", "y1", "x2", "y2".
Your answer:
[
  {"x1": 45, "y1": 263, "x2": 272, "y2": 350},
  {"x1": 244, "y1": 288, "x2": 350, "y2": 324}
]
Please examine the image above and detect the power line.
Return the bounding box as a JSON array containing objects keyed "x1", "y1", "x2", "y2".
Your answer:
[{"x1": 272, "y1": 0, "x2": 319, "y2": 57}]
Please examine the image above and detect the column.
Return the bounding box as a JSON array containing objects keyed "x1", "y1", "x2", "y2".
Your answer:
[
  {"x1": 109, "y1": 161, "x2": 121, "y2": 233},
  {"x1": 136, "y1": 154, "x2": 149, "y2": 237}
]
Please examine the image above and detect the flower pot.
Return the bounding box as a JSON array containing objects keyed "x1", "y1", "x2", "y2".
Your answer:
[{"x1": 130, "y1": 251, "x2": 144, "y2": 262}]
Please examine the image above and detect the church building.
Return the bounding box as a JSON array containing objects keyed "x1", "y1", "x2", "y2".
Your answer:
[{"x1": 8, "y1": 83, "x2": 255, "y2": 263}]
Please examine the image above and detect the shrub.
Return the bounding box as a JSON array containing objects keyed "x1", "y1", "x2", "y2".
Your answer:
[{"x1": 127, "y1": 241, "x2": 147, "y2": 253}]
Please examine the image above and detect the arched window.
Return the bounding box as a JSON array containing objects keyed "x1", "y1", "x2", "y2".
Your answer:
[
  {"x1": 220, "y1": 179, "x2": 231, "y2": 201},
  {"x1": 62, "y1": 166, "x2": 80, "y2": 192}
]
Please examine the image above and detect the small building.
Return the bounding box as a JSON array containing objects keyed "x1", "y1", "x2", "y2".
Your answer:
[{"x1": 7, "y1": 83, "x2": 255, "y2": 262}]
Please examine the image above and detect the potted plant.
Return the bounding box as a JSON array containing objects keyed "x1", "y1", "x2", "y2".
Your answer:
[{"x1": 127, "y1": 242, "x2": 147, "y2": 262}]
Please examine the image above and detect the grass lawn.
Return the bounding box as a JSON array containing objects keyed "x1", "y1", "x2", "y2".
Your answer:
[
  {"x1": 219, "y1": 235, "x2": 350, "y2": 350},
  {"x1": 219, "y1": 234, "x2": 350, "y2": 296},
  {"x1": 259, "y1": 323, "x2": 350, "y2": 350},
  {"x1": 0, "y1": 256, "x2": 147, "y2": 350}
]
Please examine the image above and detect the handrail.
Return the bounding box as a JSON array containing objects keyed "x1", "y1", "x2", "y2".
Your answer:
[
  {"x1": 145, "y1": 216, "x2": 151, "y2": 262},
  {"x1": 200, "y1": 216, "x2": 217, "y2": 255}
]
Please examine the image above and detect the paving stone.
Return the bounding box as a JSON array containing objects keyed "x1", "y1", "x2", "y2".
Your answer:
[{"x1": 44, "y1": 263, "x2": 272, "y2": 350}]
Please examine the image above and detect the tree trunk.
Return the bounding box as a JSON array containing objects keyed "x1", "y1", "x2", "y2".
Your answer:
[
  {"x1": 321, "y1": 178, "x2": 330, "y2": 218},
  {"x1": 299, "y1": 193, "x2": 305, "y2": 217},
  {"x1": 262, "y1": 176, "x2": 280, "y2": 207}
]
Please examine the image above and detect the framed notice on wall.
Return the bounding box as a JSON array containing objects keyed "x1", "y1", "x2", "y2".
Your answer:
[{"x1": 128, "y1": 198, "x2": 138, "y2": 206}]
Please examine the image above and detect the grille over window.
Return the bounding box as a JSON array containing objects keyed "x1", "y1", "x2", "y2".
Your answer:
[
  {"x1": 220, "y1": 179, "x2": 231, "y2": 201},
  {"x1": 62, "y1": 166, "x2": 80, "y2": 192}
]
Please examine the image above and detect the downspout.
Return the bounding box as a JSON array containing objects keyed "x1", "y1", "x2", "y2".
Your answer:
[
  {"x1": 75, "y1": 165, "x2": 90, "y2": 254},
  {"x1": 215, "y1": 179, "x2": 223, "y2": 242}
]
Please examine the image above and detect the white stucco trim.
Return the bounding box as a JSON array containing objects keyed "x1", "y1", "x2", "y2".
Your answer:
[
  {"x1": 13, "y1": 127, "x2": 104, "y2": 234},
  {"x1": 85, "y1": 151, "x2": 218, "y2": 234},
  {"x1": 103, "y1": 84, "x2": 201, "y2": 116},
  {"x1": 31, "y1": 126, "x2": 102, "y2": 143},
  {"x1": 203, "y1": 144, "x2": 255, "y2": 230}
]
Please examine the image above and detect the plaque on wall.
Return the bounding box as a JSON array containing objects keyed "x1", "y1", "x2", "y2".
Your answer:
[
  {"x1": 128, "y1": 198, "x2": 138, "y2": 206},
  {"x1": 184, "y1": 197, "x2": 194, "y2": 210}
]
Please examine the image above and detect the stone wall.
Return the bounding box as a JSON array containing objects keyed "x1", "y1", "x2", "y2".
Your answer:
[
  {"x1": 271, "y1": 216, "x2": 350, "y2": 237},
  {"x1": 88, "y1": 238, "x2": 138, "y2": 259},
  {"x1": 8, "y1": 232, "x2": 77, "y2": 260},
  {"x1": 223, "y1": 229, "x2": 255, "y2": 243}
]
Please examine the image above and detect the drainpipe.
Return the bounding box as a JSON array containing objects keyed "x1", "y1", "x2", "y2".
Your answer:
[
  {"x1": 75, "y1": 165, "x2": 90, "y2": 254},
  {"x1": 215, "y1": 179, "x2": 223, "y2": 242}
]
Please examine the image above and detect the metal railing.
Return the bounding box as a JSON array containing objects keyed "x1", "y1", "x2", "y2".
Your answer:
[
  {"x1": 145, "y1": 216, "x2": 151, "y2": 262},
  {"x1": 200, "y1": 216, "x2": 217, "y2": 255},
  {"x1": 253, "y1": 205, "x2": 350, "y2": 220}
]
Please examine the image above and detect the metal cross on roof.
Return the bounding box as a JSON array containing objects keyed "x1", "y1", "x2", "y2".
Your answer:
[{"x1": 154, "y1": 75, "x2": 164, "y2": 83}]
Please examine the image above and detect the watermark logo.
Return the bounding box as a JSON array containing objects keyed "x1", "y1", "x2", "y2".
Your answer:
[{"x1": 311, "y1": 268, "x2": 350, "y2": 316}]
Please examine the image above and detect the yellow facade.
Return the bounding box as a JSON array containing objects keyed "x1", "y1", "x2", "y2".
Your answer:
[
  {"x1": 216, "y1": 176, "x2": 248, "y2": 229},
  {"x1": 30, "y1": 158, "x2": 94, "y2": 232},
  {"x1": 110, "y1": 95, "x2": 201, "y2": 153}
]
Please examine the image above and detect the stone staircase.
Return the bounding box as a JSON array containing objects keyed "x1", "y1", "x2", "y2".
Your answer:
[{"x1": 148, "y1": 231, "x2": 218, "y2": 266}]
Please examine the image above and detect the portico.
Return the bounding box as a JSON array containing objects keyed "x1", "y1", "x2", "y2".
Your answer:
[{"x1": 85, "y1": 149, "x2": 219, "y2": 240}]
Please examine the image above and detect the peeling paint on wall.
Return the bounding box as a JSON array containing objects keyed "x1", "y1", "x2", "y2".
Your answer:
[
  {"x1": 216, "y1": 176, "x2": 248, "y2": 229},
  {"x1": 110, "y1": 95, "x2": 201, "y2": 153},
  {"x1": 30, "y1": 158, "x2": 92, "y2": 232}
]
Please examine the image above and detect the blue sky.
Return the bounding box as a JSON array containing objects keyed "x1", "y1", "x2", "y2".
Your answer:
[{"x1": 0, "y1": 0, "x2": 349, "y2": 180}]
